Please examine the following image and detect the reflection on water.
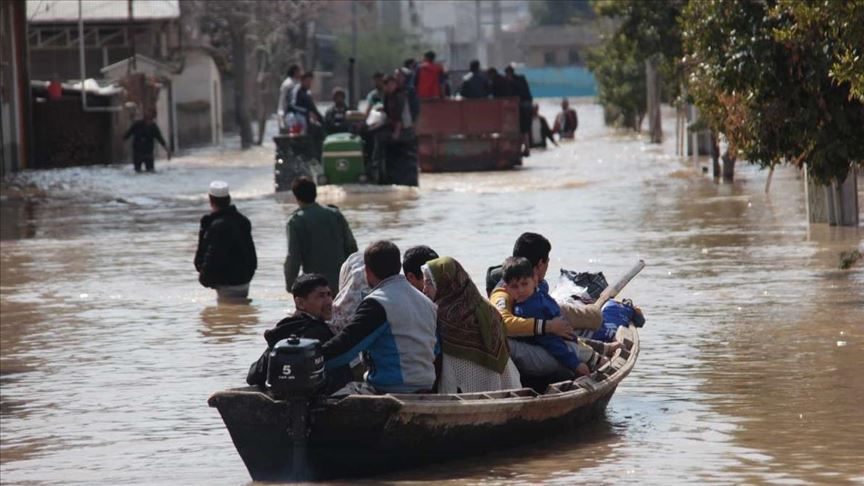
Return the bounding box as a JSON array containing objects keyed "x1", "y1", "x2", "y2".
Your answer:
[{"x1": 1, "y1": 101, "x2": 862, "y2": 485}]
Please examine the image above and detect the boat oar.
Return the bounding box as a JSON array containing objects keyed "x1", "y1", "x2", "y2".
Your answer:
[{"x1": 592, "y1": 259, "x2": 646, "y2": 309}]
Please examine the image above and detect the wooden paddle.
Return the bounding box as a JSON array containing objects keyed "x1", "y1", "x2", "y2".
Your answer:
[{"x1": 592, "y1": 259, "x2": 646, "y2": 309}]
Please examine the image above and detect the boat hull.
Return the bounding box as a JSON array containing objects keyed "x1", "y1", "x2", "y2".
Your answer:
[{"x1": 209, "y1": 327, "x2": 639, "y2": 481}]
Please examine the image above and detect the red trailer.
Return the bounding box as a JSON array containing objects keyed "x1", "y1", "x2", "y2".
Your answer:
[{"x1": 415, "y1": 97, "x2": 522, "y2": 172}]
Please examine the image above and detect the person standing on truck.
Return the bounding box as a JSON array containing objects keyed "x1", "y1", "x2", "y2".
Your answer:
[
  {"x1": 460, "y1": 60, "x2": 490, "y2": 99},
  {"x1": 324, "y1": 87, "x2": 350, "y2": 135},
  {"x1": 123, "y1": 109, "x2": 170, "y2": 172},
  {"x1": 416, "y1": 51, "x2": 446, "y2": 99},
  {"x1": 364, "y1": 72, "x2": 385, "y2": 117},
  {"x1": 290, "y1": 72, "x2": 323, "y2": 132},
  {"x1": 375, "y1": 72, "x2": 419, "y2": 186},
  {"x1": 504, "y1": 65, "x2": 533, "y2": 157},
  {"x1": 277, "y1": 64, "x2": 302, "y2": 131},
  {"x1": 284, "y1": 177, "x2": 358, "y2": 294},
  {"x1": 488, "y1": 67, "x2": 516, "y2": 98}
]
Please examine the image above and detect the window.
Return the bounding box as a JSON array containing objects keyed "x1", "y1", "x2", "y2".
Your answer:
[
  {"x1": 568, "y1": 49, "x2": 581, "y2": 66},
  {"x1": 544, "y1": 51, "x2": 556, "y2": 66}
]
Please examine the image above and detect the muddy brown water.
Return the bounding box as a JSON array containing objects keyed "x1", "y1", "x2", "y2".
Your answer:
[{"x1": 1, "y1": 102, "x2": 862, "y2": 485}]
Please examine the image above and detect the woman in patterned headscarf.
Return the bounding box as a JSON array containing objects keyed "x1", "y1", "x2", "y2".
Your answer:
[{"x1": 421, "y1": 256, "x2": 521, "y2": 393}]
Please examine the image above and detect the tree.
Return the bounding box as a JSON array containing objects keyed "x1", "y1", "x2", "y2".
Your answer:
[
  {"x1": 682, "y1": 0, "x2": 864, "y2": 185},
  {"x1": 588, "y1": 0, "x2": 685, "y2": 139},
  {"x1": 775, "y1": 1, "x2": 864, "y2": 103},
  {"x1": 182, "y1": 1, "x2": 319, "y2": 149},
  {"x1": 587, "y1": 34, "x2": 645, "y2": 130},
  {"x1": 530, "y1": 0, "x2": 595, "y2": 26},
  {"x1": 335, "y1": 29, "x2": 423, "y2": 96}
]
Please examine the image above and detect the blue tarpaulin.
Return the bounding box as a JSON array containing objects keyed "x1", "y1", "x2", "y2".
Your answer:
[{"x1": 521, "y1": 67, "x2": 597, "y2": 98}]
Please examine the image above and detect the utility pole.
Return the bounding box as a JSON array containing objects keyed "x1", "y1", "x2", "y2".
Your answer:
[
  {"x1": 475, "y1": 0, "x2": 486, "y2": 66},
  {"x1": 351, "y1": 1, "x2": 357, "y2": 108},
  {"x1": 491, "y1": 0, "x2": 502, "y2": 67},
  {"x1": 128, "y1": 0, "x2": 136, "y2": 72}
]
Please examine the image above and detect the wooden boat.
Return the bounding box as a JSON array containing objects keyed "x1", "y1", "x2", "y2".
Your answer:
[{"x1": 208, "y1": 325, "x2": 640, "y2": 481}]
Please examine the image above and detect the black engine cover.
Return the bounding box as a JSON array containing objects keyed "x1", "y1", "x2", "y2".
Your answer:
[{"x1": 266, "y1": 336, "x2": 325, "y2": 399}]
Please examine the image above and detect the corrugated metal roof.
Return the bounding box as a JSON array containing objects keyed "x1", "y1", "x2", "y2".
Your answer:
[{"x1": 28, "y1": 0, "x2": 180, "y2": 23}]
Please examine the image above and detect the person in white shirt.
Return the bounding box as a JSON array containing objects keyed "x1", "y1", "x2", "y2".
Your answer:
[{"x1": 276, "y1": 64, "x2": 302, "y2": 131}]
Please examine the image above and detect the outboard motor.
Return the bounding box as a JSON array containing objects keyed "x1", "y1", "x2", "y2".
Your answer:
[
  {"x1": 266, "y1": 336, "x2": 325, "y2": 399},
  {"x1": 266, "y1": 336, "x2": 324, "y2": 480}
]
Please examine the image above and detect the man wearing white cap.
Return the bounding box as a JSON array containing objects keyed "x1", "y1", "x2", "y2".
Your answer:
[{"x1": 194, "y1": 181, "x2": 257, "y2": 302}]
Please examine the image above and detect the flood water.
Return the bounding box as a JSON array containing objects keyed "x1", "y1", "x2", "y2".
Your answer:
[{"x1": 1, "y1": 101, "x2": 862, "y2": 485}]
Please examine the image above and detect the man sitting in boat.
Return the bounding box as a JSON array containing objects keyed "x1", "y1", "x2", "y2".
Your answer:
[
  {"x1": 489, "y1": 233, "x2": 605, "y2": 381},
  {"x1": 330, "y1": 252, "x2": 368, "y2": 335},
  {"x1": 246, "y1": 274, "x2": 353, "y2": 394},
  {"x1": 402, "y1": 245, "x2": 440, "y2": 291},
  {"x1": 494, "y1": 257, "x2": 602, "y2": 378},
  {"x1": 322, "y1": 241, "x2": 438, "y2": 395}
]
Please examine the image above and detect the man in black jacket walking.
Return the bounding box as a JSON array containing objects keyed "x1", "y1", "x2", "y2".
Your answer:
[
  {"x1": 195, "y1": 181, "x2": 257, "y2": 302},
  {"x1": 123, "y1": 109, "x2": 170, "y2": 172}
]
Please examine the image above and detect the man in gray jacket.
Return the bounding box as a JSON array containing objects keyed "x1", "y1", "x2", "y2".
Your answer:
[{"x1": 322, "y1": 240, "x2": 438, "y2": 394}]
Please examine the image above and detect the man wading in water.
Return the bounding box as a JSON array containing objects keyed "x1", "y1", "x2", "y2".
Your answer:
[
  {"x1": 284, "y1": 177, "x2": 358, "y2": 294},
  {"x1": 123, "y1": 109, "x2": 170, "y2": 172},
  {"x1": 195, "y1": 181, "x2": 257, "y2": 302}
]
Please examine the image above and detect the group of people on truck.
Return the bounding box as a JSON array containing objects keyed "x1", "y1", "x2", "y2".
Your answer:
[
  {"x1": 409, "y1": 54, "x2": 580, "y2": 157},
  {"x1": 277, "y1": 61, "x2": 422, "y2": 186}
]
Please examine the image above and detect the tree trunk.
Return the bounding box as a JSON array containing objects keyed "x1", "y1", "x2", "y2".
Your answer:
[
  {"x1": 231, "y1": 26, "x2": 253, "y2": 149},
  {"x1": 805, "y1": 164, "x2": 859, "y2": 226},
  {"x1": 722, "y1": 151, "x2": 735, "y2": 181},
  {"x1": 710, "y1": 130, "x2": 721, "y2": 179},
  {"x1": 645, "y1": 57, "x2": 662, "y2": 144}
]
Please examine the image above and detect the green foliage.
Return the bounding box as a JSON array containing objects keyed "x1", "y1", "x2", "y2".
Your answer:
[
  {"x1": 530, "y1": 0, "x2": 595, "y2": 26},
  {"x1": 770, "y1": 1, "x2": 864, "y2": 103},
  {"x1": 682, "y1": 0, "x2": 864, "y2": 184},
  {"x1": 335, "y1": 29, "x2": 423, "y2": 94},
  {"x1": 587, "y1": 35, "x2": 645, "y2": 129},
  {"x1": 588, "y1": 0, "x2": 685, "y2": 130}
]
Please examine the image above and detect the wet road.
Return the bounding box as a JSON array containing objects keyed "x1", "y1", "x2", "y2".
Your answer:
[{"x1": 1, "y1": 101, "x2": 862, "y2": 485}]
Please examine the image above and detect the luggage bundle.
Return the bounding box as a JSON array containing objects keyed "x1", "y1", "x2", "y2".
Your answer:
[{"x1": 554, "y1": 269, "x2": 646, "y2": 342}]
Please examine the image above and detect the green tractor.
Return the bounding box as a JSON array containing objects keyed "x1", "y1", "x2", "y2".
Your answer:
[{"x1": 274, "y1": 132, "x2": 370, "y2": 192}]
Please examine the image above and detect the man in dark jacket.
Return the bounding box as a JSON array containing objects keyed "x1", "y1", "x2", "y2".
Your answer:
[
  {"x1": 373, "y1": 73, "x2": 419, "y2": 186},
  {"x1": 505, "y1": 65, "x2": 533, "y2": 156},
  {"x1": 460, "y1": 60, "x2": 490, "y2": 99},
  {"x1": 123, "y1": 109, "x2": 170, "y2": 172},
  {"x1": 529, "y1": 103, "x2": 558, "y2": 149},
  {"x1": 488, "y1": 67, "x2": 516, "y2": 98},
  {"x1": 246, "y1": 274, "x2": 353, "y2": 394},
  {"x1": 195, "y1": 181, "x2": 257, "y2": 302},
  {"x1": 323, "y1": 87, "x2": 350, "y2": 135},
  {"x1": 285, "y1": 177, "x2": 358, "y2": 294}
]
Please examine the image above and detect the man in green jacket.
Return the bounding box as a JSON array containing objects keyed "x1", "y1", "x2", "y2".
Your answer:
[{"x1": 284, "y1": 177, "x2": 358, "y2": 294}]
